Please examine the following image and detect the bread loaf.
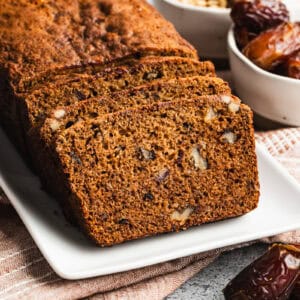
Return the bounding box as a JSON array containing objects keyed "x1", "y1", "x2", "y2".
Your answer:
[{"x1": 0, "y1": 0, "x2": 260, "y2": 247}]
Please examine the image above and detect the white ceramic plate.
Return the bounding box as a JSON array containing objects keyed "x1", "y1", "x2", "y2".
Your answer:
[{"x1": 1, "y1": 128, "x2": 300, "y2": 280}]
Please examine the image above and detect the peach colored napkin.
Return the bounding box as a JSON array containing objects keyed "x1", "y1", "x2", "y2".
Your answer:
[{"x1": 0, "y1": 128, "x2": 300, "y2": 300}]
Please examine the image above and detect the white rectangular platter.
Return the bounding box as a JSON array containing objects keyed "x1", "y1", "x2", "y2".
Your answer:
[{"x1": 1, "y1": 128, "x2": 300, "y2": 280}]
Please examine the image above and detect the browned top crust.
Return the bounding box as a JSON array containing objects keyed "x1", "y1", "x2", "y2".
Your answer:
[{"x1": 0, "y1": 0, "x2": 197, "y2": 89}]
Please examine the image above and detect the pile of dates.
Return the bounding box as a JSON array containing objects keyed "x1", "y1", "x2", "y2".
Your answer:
[
  {"x1": 223, "y1": 244, "x2": 300, "y2": 299},
  {"x1": 231, "y1": 0, "x2": 300, "y2": 80}
]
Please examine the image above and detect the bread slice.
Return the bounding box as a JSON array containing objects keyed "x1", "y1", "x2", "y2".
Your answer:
[
  {"x1": 20, "y1": 58, "x2": 215, "y2": 131},
  {"x1": 49, "y1": 95, "x2": 259, "y2": 246}
]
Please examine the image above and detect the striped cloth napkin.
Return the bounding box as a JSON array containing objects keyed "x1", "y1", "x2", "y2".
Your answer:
[{"x1": 0, "y1": 128, "x2": 299, "y2": 300}]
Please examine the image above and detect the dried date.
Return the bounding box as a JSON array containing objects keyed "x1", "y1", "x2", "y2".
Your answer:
[
  {"x1": 223, "y1": 244, "x2": 300, "y2": 300},
  {"x1": 285, "y1": 51, "x2": 300, "y2": 80},
  {"x1": 243, "y1": 22, "x2": 300, "y2": 70},
  {"x1": 290, "y1": 278, "x2": 300, "y2": 299},
  {"x1": 234, "y1": 26, "x2": 258, "y2": 49},
  {"x1": 231, "y1": 0, "x2": 290, "y2": 34}
]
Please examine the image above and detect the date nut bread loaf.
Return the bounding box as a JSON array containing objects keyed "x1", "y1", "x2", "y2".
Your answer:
[
  {"x1": 0, "y1": 0, "x2": 260, "y2": 247},
  {"x1": 51, "y1": 95, "x2": 259, "y2": 246},
  {"x1": 29, "y1": 76, "x2": 231, "y2": 191}
]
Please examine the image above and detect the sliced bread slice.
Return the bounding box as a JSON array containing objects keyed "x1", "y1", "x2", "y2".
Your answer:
[{"x1": 45, "y1": 95, "x2": 259, "y2": 246}]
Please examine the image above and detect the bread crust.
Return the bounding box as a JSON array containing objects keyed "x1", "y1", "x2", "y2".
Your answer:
[{"x1": 0, "y1": 0, "x2": 197, "y2": 90}]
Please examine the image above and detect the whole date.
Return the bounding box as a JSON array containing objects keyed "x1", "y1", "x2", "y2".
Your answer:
[
  {"x1": 223, "y1": 244, "x2": 300, "y2": 300},
  {"x1": 243, "y1": 22, "x2": 300, "y2": 70},
  {"x1": 231, "y1": 0, "x2": 290, "y2": 34}
]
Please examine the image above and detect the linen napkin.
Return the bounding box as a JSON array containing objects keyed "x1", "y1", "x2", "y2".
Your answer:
[{"x1": 0, "y1": 127, "x2": 299, "y2": 300}]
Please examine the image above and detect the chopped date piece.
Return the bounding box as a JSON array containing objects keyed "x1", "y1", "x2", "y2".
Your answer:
[
  {"x1": 182, "y1": 122, "x2": 193, "y2": 130},
  {"x1": 118, "y1": 218, "x2": 130, "y2": 225},
  {"x1": 74, "y1": 90, "x2": 86, "y2": 101},
  {"x1": 243, "y1": 23, "x2": 300, "y2": 70},
  {"x1": 231, "y1": 0, "x2": 289, "y2": 34},
  {"x1": 176, "y1": 150, "x2": 184, "y2": 167},
  {"x1": 143, "y1": 192, "x2": 154, "y2": 201},
  {"x1": 223, "y1": 244, "x2": 300, "y2": 300}
]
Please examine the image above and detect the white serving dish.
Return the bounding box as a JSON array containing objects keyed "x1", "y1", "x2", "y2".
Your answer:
[
  {"x1": 227, "y1": 27, "x2": 300, "y2": 126},
  {"x1": 152, "y1": 0, "x2": 231, "y2": 58},
  {"x1": 1, "y1": 128, "x2": 300, "y2": 280}
]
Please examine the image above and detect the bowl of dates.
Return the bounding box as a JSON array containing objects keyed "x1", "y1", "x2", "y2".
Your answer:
[{"x1": 228, "y1": 0, "x2": 300, "y2": 126}]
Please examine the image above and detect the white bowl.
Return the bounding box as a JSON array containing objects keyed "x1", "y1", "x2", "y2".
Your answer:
[
  {"x1": 283, "y1": 0, "x2": 300, "y2": 20},
  {"x1": 227, "y1": 27, "x2": 300, "y2": 127},
  {"x1": 152, "y1": 0, "x2": 231, "y2": 58}
]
